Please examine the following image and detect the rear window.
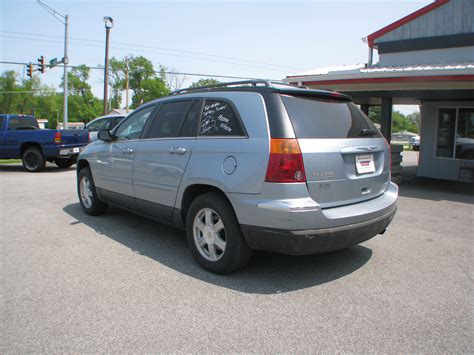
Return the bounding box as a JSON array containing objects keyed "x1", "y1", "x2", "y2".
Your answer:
[
  {"x1": 8, "y1": 116, "x2": 39, "y2": 130},
  {"x1": 281, "y1": 95, "x2": 381, "y2": 139}
]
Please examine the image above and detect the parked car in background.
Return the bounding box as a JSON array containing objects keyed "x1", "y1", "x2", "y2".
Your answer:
[
  {"x1": 410, "y1": 135, "x2": 420, "y2": 151},
  {"x1": 0, "y1": 114, "x2": 89, "y2": 172},
  {"x1": 86, "y1": 115, "x2": 125, "y2": 141},
  {"x1": 76, "y1": 80, "x2": 398, "y2": 274}
]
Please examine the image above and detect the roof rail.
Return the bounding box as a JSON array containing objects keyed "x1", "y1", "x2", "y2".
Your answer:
[{"x1": 170, "y1": 80, "x2": 307, "y2": 95}]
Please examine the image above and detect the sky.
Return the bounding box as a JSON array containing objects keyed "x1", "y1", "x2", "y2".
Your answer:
[{"x1": 0, "y1": 0, "x2": 429, "y2": 114}]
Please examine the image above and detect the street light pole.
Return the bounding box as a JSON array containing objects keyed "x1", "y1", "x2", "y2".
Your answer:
[{"x1": 103, "y1": 16, "x2": 114, "y2": 115}]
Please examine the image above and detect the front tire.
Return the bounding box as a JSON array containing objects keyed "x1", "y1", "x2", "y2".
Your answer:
[
  {"x1": 186, "y1": 192, "x2": 252, "y2": 274},
  {"x1": 22, "y1": 146, "x2": 46, "y2": 172},
  {"x1": 77, "y1": 167, "x2": 107, "y2": 215}
]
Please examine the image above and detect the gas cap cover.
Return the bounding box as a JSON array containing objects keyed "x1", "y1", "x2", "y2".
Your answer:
[{"x1": 223, "y1": 156, "x2": 237, "y2": 175}]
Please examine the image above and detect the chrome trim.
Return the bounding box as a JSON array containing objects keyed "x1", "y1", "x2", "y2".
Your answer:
[{"x1": 257, "y1": 198, "x2": 320, "y2": 213}]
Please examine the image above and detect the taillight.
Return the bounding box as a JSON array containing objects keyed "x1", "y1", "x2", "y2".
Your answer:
[
  {"x1": 54, "y1": 131, "x2": 62, "y2": 144},
  {"x1": 265, "y1": 139, "x2": 306, "y2": 183}
]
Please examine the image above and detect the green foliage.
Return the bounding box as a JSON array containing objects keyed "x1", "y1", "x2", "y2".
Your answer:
[
  {"x1": 368, "y1": 105, "x2": 419, "y2": 134},
  {"x1": 107, "y1": 56, "x2": 171, "y2": 109},
  {"x1": 189, "y1": 79, "x2": 221, "y2": 88}
]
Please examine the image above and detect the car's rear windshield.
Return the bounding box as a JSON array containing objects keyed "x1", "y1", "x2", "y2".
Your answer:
[
  {"x1": 8, "y1": 116, "x2": 39, "y2": 130},
  {"x1": 281, "y1": 94, "x2": 381, "y2": 139}
]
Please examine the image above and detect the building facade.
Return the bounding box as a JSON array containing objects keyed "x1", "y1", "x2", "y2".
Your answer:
[{"x1": 284, "y1": 0, "x2": 474, "y2": 181}]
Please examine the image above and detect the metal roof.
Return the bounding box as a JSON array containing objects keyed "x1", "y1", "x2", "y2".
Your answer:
[{"x1": 284, "y1": 62, "x2": 474, "y2": 81}]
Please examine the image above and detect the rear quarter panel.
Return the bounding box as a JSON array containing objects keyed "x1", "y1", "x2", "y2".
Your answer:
[{"x1": 176, "y1": 92, "x2": 270, "y2": 207}]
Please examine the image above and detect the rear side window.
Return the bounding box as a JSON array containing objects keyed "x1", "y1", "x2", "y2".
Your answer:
[
  {"x1": 199, "y1": 100, "x2": 244, "y2": 137},
  {"x1": 146, "y1": 100, "x2": 193, "y2": 139},
  {"x1": 281, "y1": 95, "x2": 381, "y2": 139},
  {"x1": 8, "y1": 116, "x2": 39, "y2": 130}
]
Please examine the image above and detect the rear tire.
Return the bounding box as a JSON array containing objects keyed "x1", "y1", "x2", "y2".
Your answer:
[
  {"x1": 186, "y1": 192, "x2": 252, "y2": 274},
  {"x1": 55, "y1": 157, "x2": 75, "y2": 169},
  {"x1": 22, "y1": 146, "x2": 46, "y2": 172},
  {"x1": 77, "y1": 167, "x2": 107, "y2": 215}
]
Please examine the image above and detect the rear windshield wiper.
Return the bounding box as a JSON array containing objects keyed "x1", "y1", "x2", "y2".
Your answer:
[{"x1": 359, "y1": 128, "x2": 377, "y2": 137}]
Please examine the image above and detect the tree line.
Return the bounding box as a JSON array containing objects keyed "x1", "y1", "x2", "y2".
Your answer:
[
  {"x1": 0, "y1": 55, "x2": 220, "y2": 128},
  {"x1": 0, "y1": 55, "x2": 419, "y2": 133}
]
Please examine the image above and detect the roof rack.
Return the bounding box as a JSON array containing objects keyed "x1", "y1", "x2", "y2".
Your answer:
[{"x1": 170, "y1": 80, "x2": 307, "y2": 95}]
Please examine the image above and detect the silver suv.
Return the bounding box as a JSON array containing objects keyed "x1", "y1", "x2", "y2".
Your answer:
[{"x1": 76, "y1": 81, "x2": 397, "y2": 273}]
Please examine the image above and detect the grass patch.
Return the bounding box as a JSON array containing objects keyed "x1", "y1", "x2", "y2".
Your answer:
[{"x1": 0, "y1": 159, "x2": 22, "y2": 164}]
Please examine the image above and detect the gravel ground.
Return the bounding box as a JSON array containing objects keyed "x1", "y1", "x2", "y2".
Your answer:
[{"x1": 1, "y1": 162, "x2": 473, "y2": 352}]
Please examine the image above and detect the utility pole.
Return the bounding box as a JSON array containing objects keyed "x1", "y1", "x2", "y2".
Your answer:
[
  {"x1": 63, "y1": 14, "x2": 69, "y2": 129},
  {"x1": 36, "y1": 1, "x2": 69, "y2": 129},
  {"x1": 103, "y1": 16, "x2": 114, "y2": 115},
  {"x1": 125, "y1": 56, "x2": 129, "y2": 113}
]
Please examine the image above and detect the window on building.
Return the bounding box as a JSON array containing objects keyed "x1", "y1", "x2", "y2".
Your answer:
[
  {"x1": 455, "y1": 108, "x2": 474, "y2": 160},
  {"x1": 436, "y1": 108, "x2": 474, "y2": 160}
]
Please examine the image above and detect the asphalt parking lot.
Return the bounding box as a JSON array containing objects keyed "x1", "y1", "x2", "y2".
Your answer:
[{"x1": 1, "y1": 160, "x2": 473, "y2": 352}]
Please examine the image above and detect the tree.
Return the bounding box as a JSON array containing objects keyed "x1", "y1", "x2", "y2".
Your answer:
[
  {"x1": 109, "y1": 57, "x2": 126, "y2": 110},
  {"x1": 126, "y1": 57, "x2": 170, "y2": 108},
  {"x1": 0, "y1": 71, "x2": 18, "y2": 113},
  {"x1": 368, "y1": 105, "x2": 419, "y2": 134},
  {"x1": 159, "y1": 65, "x2": 188, "y2": 91},
  {"x1": 189, "y1": 78, "x2": 221, "y2": 88},
  {"x1": 60, "y1": 65, "x2": 102, "y2": 122}
]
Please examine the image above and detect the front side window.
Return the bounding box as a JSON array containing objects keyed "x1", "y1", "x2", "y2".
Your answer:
[
  {"x1": 199, "y1": 100, "x2": 244, "y2": 136},
  {"x1": 114, "y1": 105, "x2": 155, "y2": 141}
]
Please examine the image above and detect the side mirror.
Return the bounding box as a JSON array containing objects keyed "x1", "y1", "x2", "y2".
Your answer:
[{"x1": 98, "y1": 129, "x2": 113, "y2": 142}]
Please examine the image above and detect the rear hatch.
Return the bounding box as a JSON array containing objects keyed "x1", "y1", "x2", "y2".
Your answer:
[
  {"x1": 58, "y1": 129, "x2": 90, "y2": 145},
  {"x1": 281, "y1": 94, "x2": 390, "y2": 209}
]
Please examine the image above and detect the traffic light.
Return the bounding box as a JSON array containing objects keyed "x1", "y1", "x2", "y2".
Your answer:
[
  {"x1": 38, "y1": 56, "x2": 45, "y2": 73},
  {"x1": 26, "y1": 63, "x2": 33, "y2": 78}
]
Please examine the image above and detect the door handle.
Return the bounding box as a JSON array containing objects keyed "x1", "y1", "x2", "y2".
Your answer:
[
  {"x1": 169, "y1": 147, "x2": 186, "y2": 155},
  {"x1": 122, "y1": 148, "x2": 134, "y2": 155}
]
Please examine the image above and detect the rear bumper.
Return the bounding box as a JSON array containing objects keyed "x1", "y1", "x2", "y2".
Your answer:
[
  {"x1": 241, "y1": 205, "x2": 397, "y2": 255},
  {"x1": 43, "y1": 144, "x2": 88, "y2": 159}
]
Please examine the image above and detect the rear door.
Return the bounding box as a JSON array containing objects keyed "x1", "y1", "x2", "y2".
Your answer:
[
  {"x1": 281, "y1": 95, "x2": 390, "y2": 208},
  {"x1": 132, "y1": 99, "x2": 201, "y2": 222}
]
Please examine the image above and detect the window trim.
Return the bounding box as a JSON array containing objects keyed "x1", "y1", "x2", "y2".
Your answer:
[
  {"x1": 434, "y1": 106, "x2": 474, "y2": 161},
  {"x1": 197, "y1": 97, "x2": 248, "y2": 138}
]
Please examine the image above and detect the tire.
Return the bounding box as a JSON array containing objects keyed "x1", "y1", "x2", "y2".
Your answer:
[
  {"x1": 186, "y1": 192, "x2": 252, "y2": 274},
  {"x1": 55, "y1": 158, "x2": 75, "y2": 169},
  {"x1": 77, "y1": 167, "x2": 107, "y2": 215},
  {"x1": 22, "y1": 146, "x2": 46, "y2": 172}
]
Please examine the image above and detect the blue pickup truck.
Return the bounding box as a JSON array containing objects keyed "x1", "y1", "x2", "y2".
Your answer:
[{"x1": 0, "y1": 114, "x2": 89, "y2": 172}]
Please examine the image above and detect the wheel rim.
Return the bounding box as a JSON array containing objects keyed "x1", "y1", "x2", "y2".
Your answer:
[
  {"x1": 79, "y1": 176, "x2": 93, "y2": 208},
  {"x1": 193, "y1": 208, "x2": 226, "y2": 262},
  {"x1": 24, "y1": 151, "x2": 39, "y2": 170}
]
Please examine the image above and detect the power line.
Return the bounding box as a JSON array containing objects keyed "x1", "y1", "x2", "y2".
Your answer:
[
  {"x1": 0, "y1": 33, "x2": 294, "y2": 73},
  {"x1": 1, "y1": 30, "x2": 302, "y2": 71},
  {"x1": 0, "y1": 60, "x2": 276, "y2": 80}
]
